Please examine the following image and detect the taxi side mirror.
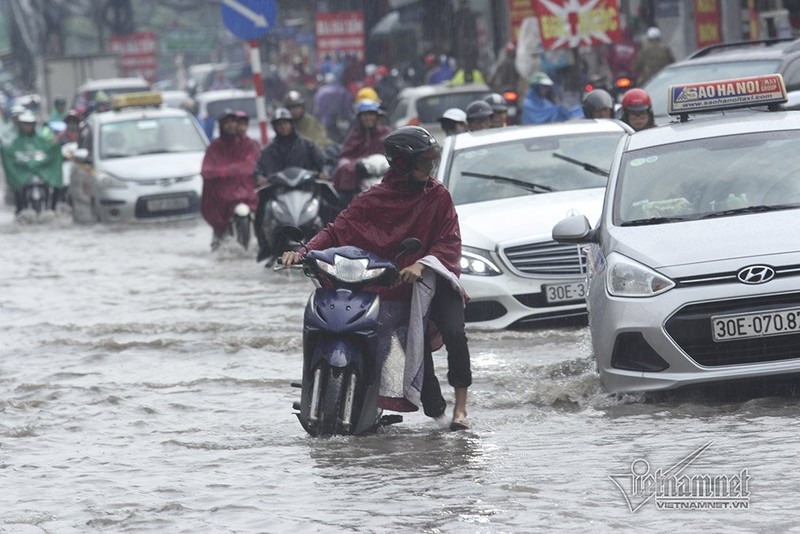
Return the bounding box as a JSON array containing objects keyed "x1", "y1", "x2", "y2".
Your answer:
[{"x1": 552, "y1": 215, "x2": 597, "y2": 244}]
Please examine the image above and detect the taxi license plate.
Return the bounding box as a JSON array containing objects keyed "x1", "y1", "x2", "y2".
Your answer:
[
  {"x1": 712, "y1": 307, "x2": 800, "y2": 342},
  {"x1": 543, "y1": 281, "x2": 586, "y2": 304},
  {"x1": 147, "y1": 197, "x2": 189, "y2": 212}
]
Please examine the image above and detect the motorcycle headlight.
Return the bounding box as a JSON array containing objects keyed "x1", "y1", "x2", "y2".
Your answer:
[
  {"x1": 316, "y1": 255, "x2": 386, "y2": 283},
  {"x1": 460, "y1": 247, "x2": 502, "y2": 276},
  {"x1": 96, "y1": 172, "x2": 127, "y2": 189},
  {"x1": 606, "y1": 252, "x2": 674, "y2": 297},
  {"x1": 270, "y1": 201, "x2": 292, "y2": 224},
  {"x1": 299, "y1": 198, "x2": 320, "y2": 225}
]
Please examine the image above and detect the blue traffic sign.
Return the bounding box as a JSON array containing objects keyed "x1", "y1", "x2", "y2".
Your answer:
[{"x1": 221, "y1": 0, "x2": 277, "y2": 41}]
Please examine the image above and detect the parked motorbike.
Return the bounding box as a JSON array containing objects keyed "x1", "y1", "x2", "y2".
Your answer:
[
  {"x1": 278, "y1": 225, "x2": 422, "y2": 437},
  {"x1": 257, "y1": 167, "x2": 339, "y2": 262}
]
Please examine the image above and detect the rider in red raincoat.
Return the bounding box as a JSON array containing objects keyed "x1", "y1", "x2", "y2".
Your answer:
[
  {"x1": 200, "y1": 110, "x2": 260, "y2": 249},
  {"x1": 282, "y1": 126, "x2": 472, "y2": 431}
]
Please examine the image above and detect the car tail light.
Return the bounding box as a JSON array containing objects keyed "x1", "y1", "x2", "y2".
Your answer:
[
  {"x1": 502, "y1": 90, "x2": 517, "y2": 103},
  {"x1": 406, "y1": 116, "x2": 420, "y2": 126},
  {"x1": 584, "y1": 83, "x2": 595, "y2": 93},
  {"x1": 615, "y1": 77, "x2": 633, "y2": 90}
]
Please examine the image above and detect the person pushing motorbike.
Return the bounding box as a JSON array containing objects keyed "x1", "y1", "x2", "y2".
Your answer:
[
  {"x1": 200, "y1": 109, "x2": 261, "y2": 250},
  {"x1": 282, "y1": 126, "x2": 472, "y2": 431},
  {"x1": 253, "y1": 107, "x2": 328, "y2": 264}
]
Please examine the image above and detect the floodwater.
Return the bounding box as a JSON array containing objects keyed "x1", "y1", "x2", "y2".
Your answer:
[{"x1": 2, "y1": 207, "x2": 799, "y2": 533}]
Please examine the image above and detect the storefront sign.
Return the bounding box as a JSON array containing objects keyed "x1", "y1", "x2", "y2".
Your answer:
[
  {"x1": 110, "y1": 31, "x2": 158, "y2": 82},
  {"x1": 695, "y1": 0, "x2": 722, "y2": 48},
  {"x1": 315, "y1": 11, "x2": 364, "y2": 59},
  {"x1": 534, "y1": 0, "x2": 622, "y2": 50}
]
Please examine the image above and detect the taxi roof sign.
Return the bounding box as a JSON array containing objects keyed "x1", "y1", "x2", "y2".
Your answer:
[
  {"x1": 667, "y1": 74, "x2": 787, "y2": 119},
  {"x1": 111, "y1": 92, "x2": 163, "y2": 111}
]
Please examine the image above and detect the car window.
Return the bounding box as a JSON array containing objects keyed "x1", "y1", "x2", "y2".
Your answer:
[
  {"x1": 416, "y1": 91, "x2": 490, "y2": 123},
  {"x1": 445, "y1": 131, "x2": 622, "y2": 205},
  {"x1": 205, "y1": 97, "x2": 257, "y2": 120},
  {"x1": 644, "y1": 60, "x2": 782, "y2": 116},
  {"x1": 781, "y1": 57, "x2": 800, "y2": 89},
  {"x1": 615, "y1": 130, "x2": 800, "y2": 225},
  {"x1": 388, "y1": 98, "x2": 408, "y2": 125},
  {"x1": 99, "y1": 116, "x2": 205, "y2": 159}
]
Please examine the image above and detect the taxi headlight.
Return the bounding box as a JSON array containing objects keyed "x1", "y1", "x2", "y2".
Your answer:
[
  {"x1": 96, "y1": 172, "x2": 127, "y2": 189},
  {"x1": 606, "y1": 252, "x2": 674, "y2": 297},
  {"x1": 460, "y1": 247, "x2": 502, "y2": 276}
]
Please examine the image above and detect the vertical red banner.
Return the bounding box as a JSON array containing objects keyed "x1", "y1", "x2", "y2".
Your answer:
[
  {"x1": 109, "y1": 31, "x2": 158, "y2": 82},
  {"x1": 507, "y1": 0, "x2": 536, "y2": 43},
  {"x1": 315, "y1": 11, "x2": 365, "y2": 60},
  {"x1": 695, "y1": 0, "x2": 722, "y2": 48},
  {"x1": 533, "y1": 0, "x2": 622, "y2": 50}
]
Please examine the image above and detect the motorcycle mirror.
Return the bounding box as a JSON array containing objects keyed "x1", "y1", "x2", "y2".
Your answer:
[
  {"x1": 397, "y1": 237, "x2": 422, "y2": 259},
  {"x1": 280, "y1": 225, "x2": 306, "y2": 244}
]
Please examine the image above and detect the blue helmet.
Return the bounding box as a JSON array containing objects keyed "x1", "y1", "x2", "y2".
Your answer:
[{"x1": 356, "y1": 99, "x2": 381, "y2": 114}]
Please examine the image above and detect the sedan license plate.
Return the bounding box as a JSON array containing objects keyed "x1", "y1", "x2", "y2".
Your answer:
[
  {"x1": 712, "y1": 307, "x2": 800, "y2": 342},
  {"x1": 147, "y1": 197, "x2": 189, "y2": 212},
  {"x1": 544, "y1": 281, "x2": 586, "y2": 304}
]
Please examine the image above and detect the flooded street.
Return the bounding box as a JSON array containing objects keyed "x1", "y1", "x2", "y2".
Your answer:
[{"x1": 2, "y1": 207, "x2": 799, "y2": 533}]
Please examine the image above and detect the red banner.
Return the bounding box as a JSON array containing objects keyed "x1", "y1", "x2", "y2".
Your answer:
[
  {"x1": 507, "y1": 0, "x2": 537, "y2": 43},
  {"x1": 315, "y1": 11, "x2": 365, "y2": 60},
  {"x1": 534, "y1": 0, "x2": 621, "y2": 50},
  {"x1": 695, "y1": 0, "x2": 722, "y2": 48},
  {"x1": 110, "y1": 31, "x2": 158, "y2": 82}
]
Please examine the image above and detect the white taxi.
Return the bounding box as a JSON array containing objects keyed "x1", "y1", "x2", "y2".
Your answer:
[
  {"x1": 554, "y1": 74, "x2": 800, "y2": 393},
  {"x1": 69, "y1": 92, "x2": 209, "y2": 223}
]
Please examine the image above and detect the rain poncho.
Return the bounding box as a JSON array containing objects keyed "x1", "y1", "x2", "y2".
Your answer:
[
  {"x1": 0, "y1": 132, "x2": 62, "y2": 192},
  {"x1": 521, "y1": 85, "x2": 583, "y2": 124},
  {"x1": 200, "y1": 134, "x2": 260, "y2": 234},
  {"x1": 302, "y1": 167, "x2": 462, "y2": 302}
]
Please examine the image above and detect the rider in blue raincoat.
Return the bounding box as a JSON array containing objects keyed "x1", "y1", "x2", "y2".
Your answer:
[{"x1": 521, "y1": 72, "x2": 583, "y2": 125}]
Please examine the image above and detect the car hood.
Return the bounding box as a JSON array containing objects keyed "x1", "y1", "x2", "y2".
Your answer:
[
  {"x1": 610, "y1": 210, "x2": 800, "y2": 274},
  {"x1": 457, "y1": 188, "x2": 605, "y2": 250},
  {"x1": 98, "y1": 152, "x2": 205, "y2": 179}
]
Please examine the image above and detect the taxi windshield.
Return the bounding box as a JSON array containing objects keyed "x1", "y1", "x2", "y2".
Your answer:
[
  {"x1": 645, "y1": 60, "x2": 781, "y2": 117},
  {"x1": 99, "y1": 116, "x2": 206, "y2": 159},
  {"x1": 445, "y1": 132, "x2": 622, "y2": 205},
  {"x1": 615, "y1": 130, "x2": 800, "y2": 226}
]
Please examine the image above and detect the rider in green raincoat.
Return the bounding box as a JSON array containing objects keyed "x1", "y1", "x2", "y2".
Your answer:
[{"x1": 0, "y1": 110, "x2": 63, "y2": 212}]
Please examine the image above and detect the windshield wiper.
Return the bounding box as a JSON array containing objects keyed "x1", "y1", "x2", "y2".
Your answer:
[
  {"x1": 138, "y1": 149, "x2": 171, "y2": 155},
  {"x1": 552, "y1": 152, "x2": 609, "y2": 177},
  {"x1": 460, "y1": 171, "x2": 554, "y2": 193},
  {"x1": 700, "y1": 204, "x2": 799, "y2": 219},
  {"x1": 621, "y1": 216, "x2": 695, "y2": 226}
]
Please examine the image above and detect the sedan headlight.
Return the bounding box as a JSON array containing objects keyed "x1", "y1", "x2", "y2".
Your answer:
[
  {"x1": 96, "y1": 172, "x2": 128, "y2": 189},
  {"x1": 460, "y1": 246, "x2": 502, "y2": 276},
  {"x1": 606, "y1": 252, "x2": 674, "y2": 297}
]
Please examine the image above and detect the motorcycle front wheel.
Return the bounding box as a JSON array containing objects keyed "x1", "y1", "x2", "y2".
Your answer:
[
  {"x1": 234, "y1": 214, "x2": 251, "y2": 250},
  {"x1": 314, "y1": 363, "x2": 359, "y2": 437}
]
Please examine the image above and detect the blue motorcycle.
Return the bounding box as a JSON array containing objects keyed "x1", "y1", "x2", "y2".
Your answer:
[{"x1": 279, "y1": 226, "x2": 421, "y2": 437}]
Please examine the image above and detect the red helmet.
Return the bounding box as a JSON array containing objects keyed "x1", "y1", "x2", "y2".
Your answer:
[{"x1": 621, "y1": 88, "x2": 652, "y2": 112}]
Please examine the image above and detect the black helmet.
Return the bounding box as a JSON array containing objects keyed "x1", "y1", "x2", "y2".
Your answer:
[
  {"x1": 271, "y1": 107, "x2": 292, "y2": 125},
  {"x1": 466, "y1": 100, "x2": 493, "y2": 120},
  {"x1": 582, "y1": 89, "x2": 614, "y2": 119},
  {"x1": 383, "y1": 126, "x2": 440, "y2": 172},
  {"x1": 483, "y1": 93, "x2": 508, "y2": 113},
  {"x1": 284, "y1": 90, "x2": 305, "y2": 107}
]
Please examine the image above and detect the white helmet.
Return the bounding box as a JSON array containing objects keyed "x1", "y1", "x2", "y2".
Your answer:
[{"x1": 647, "y1": 27, "x2": 662, "y2": 40}]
